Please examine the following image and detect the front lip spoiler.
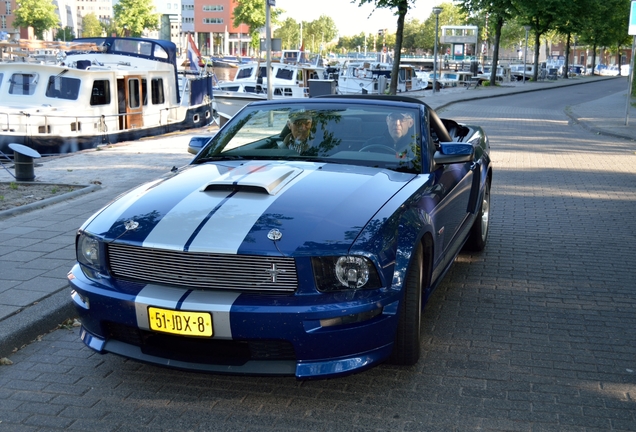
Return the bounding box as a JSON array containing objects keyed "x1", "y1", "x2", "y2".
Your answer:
[{"x1": 79, "y1": 326, "x2": 393, "y2": 379}]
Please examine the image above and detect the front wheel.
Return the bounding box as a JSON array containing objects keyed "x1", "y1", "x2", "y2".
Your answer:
[
  {"x1": 388, "y1": 243, "x2": 425, "y2": 365},
  {"x1": 464, "y1": 181, "x2": 490, "y2": 251}
]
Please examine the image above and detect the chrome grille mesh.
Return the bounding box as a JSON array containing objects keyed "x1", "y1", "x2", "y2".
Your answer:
[{"x1": 107, "y1": 243, "x2": 298, "y2": 292}]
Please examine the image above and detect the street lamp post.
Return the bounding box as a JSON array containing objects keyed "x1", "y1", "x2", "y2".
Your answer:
[
  {"x1": 523, "y1": 25, "x2": 531, "y2": 84},
  {"x1": 432, "y1": 7, "x2": 442, "y2": 94}
]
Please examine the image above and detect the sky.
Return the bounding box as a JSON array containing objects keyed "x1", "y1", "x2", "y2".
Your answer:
[{"x1": 273, "y1": 0, "x2": 439, "y2": 38}]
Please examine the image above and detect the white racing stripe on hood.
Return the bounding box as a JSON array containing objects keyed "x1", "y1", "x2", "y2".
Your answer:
[
  {"x1": 186, "y1": 163, "x2": 318, "y2": 253},
  {"x1": 142, "y1": 162, "x2": 276, "y2": 251},
  {"x1": 135, "y1": 284, "x2": 240, "y2": 339}
]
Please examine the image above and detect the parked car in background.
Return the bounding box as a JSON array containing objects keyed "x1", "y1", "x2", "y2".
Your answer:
[{"x1": 69, "y1": 95, "x2": 492, "y2": 379}]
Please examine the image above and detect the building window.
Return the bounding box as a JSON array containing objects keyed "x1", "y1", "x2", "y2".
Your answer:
[
  {"x1": 5, "y1": 1, "x2": 11, "y2": 14},
  {"x1": 202, "y1": 5, "x2": 223, "y2": 12},
  {"x1": 203, "y1": 18, "x2": 223, "y2": 24}
]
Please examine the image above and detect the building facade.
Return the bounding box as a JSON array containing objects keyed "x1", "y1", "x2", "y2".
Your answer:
[
  {"x1": 0, "y1": 0, "x2": 255, "y2": 58},
  {"x1": 192, "y1": 0, "x2": 250, "y2": 56}
]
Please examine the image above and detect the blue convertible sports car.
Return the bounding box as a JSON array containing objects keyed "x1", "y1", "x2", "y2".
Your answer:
[{"x1": 69, "y1": 95, "x2": 492, "y2": 379}]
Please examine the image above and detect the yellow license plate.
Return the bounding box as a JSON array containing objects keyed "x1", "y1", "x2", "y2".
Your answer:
[{"x1": 148, "y1": 307, "x2": 213, "y2": 337}]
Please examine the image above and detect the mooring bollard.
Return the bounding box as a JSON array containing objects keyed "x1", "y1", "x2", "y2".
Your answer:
[{"x1": 9, "y1": 143, "x2": 41, "y2": 181}]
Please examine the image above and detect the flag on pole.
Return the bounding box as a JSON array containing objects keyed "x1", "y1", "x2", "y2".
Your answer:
[{"x1": 187, "y1": 34, "x2": 202, "y2": 73}]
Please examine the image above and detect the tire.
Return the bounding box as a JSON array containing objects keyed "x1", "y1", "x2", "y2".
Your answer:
[
  {"x1": 465, "y1": 181, "x2": 490, "y2": 251},
  {"x1": 388, "y1": 243, "x2": 425, "y2": 365}
]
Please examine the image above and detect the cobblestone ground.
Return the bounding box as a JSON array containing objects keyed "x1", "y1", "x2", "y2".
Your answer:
[{"x1": 0, "y1": 94, "x2": 635, "y2": 431}]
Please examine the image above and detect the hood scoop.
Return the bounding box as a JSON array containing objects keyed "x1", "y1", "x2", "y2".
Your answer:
[{"x1": 201, "y1": 164, "x2": 304, "y2": 196}]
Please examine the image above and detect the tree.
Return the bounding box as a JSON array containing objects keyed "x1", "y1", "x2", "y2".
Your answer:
[
  {"x1": 514, "y1": 0, "x2": 560, "y2": 80},
  {"x1": 459, "y1": 0, "x2": 516, "y2": 85},
  {"x1": 275, "y1": 17, "x2": 301, "y2": 50},
  {"x1": 81, "y1": 13, "x2": 103, "y2": 38},
  {"x1": 402, "y1": 19, "x2": 426, "y2": 53},
  {"x1": 357, "y1": 0, "x2": 414, "y2": 95},
  {"x1": 112, "y1": 0, "x2": 159, "y2": 37},
  {"x1": 234, "y1": 0, "x2": 282, "y2": 50},
  {"x1": 303, "y1": 15, "x2": 338, "y2": 54},
  {"x1": 13, "y1": 0, "x2": 59, "y2": 40},
  {"x1": 101, "y1": 19, "x2": 119, "y2": 38},
  {"x1": 54, "y1": 26, "x2": 75, "y2": 41}
]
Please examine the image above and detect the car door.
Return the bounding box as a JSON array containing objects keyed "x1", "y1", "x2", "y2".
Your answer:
[{"x1": 424, "y1": 113, "x2": 474, "y2": 259}]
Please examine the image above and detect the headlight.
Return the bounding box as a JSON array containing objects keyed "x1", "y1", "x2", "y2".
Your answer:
[
  {"x1": 312, "y1": 256, "x2": 382, "y2": 292},
  {"x1": 77, "y1": 233, "x2": 102, "y2": 270}
]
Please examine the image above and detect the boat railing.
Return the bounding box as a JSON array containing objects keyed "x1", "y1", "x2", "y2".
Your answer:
[{"x1": 0, "y1": 106, "x2": 186, "y2": 136}]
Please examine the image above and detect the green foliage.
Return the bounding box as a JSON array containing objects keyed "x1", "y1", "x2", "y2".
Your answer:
[
  {"x1": 274, "y1": 15, "x2": 337, "y2": 52},
  {"x1": 275, "y1": 17, "x2": 301, "y2": 50},
  {"x1": 101, "y1": 19, "x2": 119, "y2": 38},
  {"x1": 81, "y1": 13, "x2": 103, "y2": 38},
  {"x1": 54, "y1": 26, "x2": 75, "y2": 41},
  {"x1": 13, "y1": 0, "x2": 59, "y2": 39},
  {"x1": 303, "y1": 15, "x2": 338, "y2": 53},
  {"x1": 234, "y1": 0, "x2": 282, "y2": 50},
  {"x1": 113, "y1": 0, "x2": 159, "y2": 37}
]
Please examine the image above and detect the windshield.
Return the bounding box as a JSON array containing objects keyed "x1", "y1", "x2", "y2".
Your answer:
[{"x1": 195, "y1": 103, "x2": 423, "y2": 173}]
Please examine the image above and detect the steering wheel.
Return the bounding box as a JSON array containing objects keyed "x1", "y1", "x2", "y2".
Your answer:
[{"x1": 359, "y1": 144, "x2": 396, "y2": 154}]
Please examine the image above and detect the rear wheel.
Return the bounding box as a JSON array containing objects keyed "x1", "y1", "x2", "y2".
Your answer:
[
  {"x1": 388, "y1": 243, "x2": 425, "y2": 365},
  {"x1": 465, "y1": 181, "x2": 490, "y2": 251}
]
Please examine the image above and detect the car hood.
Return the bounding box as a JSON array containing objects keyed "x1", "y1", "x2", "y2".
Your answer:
[{"x1": 83, "y1": 161, "x2": 416, "y2": 256}]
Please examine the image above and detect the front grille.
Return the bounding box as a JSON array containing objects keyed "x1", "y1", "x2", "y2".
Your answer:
[
  {"x1": 107, "y1": 243, "x2": 298, "y2": 292},
  {"x1": 104, "y1": 322, "x2": 296, "y2": 365}
]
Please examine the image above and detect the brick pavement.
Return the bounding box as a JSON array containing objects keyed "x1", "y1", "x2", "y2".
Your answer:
[{"x1": 0, "y1": 75, "x2": 635, "y2": 430}]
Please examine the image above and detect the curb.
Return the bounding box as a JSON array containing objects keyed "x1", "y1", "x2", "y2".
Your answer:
[
  {"x1": 0, "y1": 183, "x2": 101, "y2": 221},
  {"x1": 0, "y1": 288, "x2": 76, "y2": 358}
]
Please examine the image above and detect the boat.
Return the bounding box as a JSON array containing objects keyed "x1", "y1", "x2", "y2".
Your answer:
[
  {"x1": 337, "y1": 61, "x2": 427, "y2": 95},
  {"x1": 0, "y1": 37, "x2": 215, "y2": 155},
  {"x1": 213, "y1": 51, "x2": 329, "y2": 124},
  {"x1": 474, "y1": 65, "x2": 512, "y2": 84},
  {"x1": 440, "y1": 71, "x2": 474, "y2": 87},
  {"x1": 213, "y1": 90, "x2": 266, "y2": 126},
  {"x1": 510, "y1": 64, "x2": 534, "y2": 81},
  {"x1": 216, "y1": 55, "x2": 326, "y2": 94}
]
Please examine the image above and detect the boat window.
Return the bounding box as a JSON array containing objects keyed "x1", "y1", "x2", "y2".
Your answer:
[
  {"x1": 45, "y1": 76, "x2": 81, "y2": 100},
  {"x1": 153, "y1": 45, "x2": 168, "y2": 59},
  {"x1": 141, "y1": 79, "x2": 148, "y2": 105},
  {"x1": 151, "y1": 78, "x2": 165, "y2": 104},
  {"x1": 113, "y1": 39, "x2": 153, "y2": 56},
  {"x1": 9, "y1": 73, "x2": 38, "y2": 96},
  {"x1": 128, "y1": 79, "x2": 140, "y2": 108},
  {"x1": 276, "y1": 69, "x2": 294, "y2": 81},
  {"x1": 0, "y1": 73, "x2": 3, "y2": 86},
  {"x1": 236, "y1": 67, "x2": 253, "y2": 79},
  {"x1": 90, "y1": 80, "x2": 111, "y2": 106}
]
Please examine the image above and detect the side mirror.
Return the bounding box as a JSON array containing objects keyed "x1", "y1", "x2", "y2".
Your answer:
[
  {"x1": 188, "y1": 132, "x2": 217, "y2": 155},
  {"x1": 433, "y1": 142, "x2": 474, "y2": 165}
]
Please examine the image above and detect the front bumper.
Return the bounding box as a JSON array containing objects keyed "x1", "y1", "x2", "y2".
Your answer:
[{"x1": 69, "y1": 264, "x2": 400, "y2": 379}]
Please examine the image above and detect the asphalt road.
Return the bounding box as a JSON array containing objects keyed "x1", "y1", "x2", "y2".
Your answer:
[{"x1": 1, "y1": 81, "x2": 635, "y2": 431}]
